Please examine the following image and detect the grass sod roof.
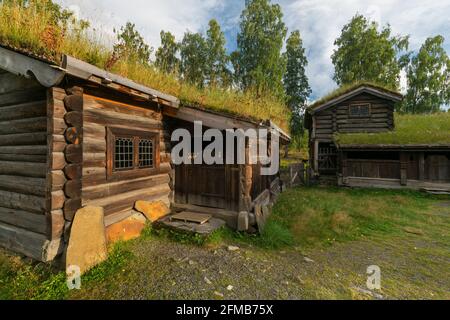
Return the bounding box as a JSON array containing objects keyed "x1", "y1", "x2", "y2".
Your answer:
[
  {"x1": 308, "y1": 81, "x2": 403, "y2": 112},
  {"x1": 335, "y1": 112, "x2": 450, "y2": 147},
  {"x1": 0, "y1": 2, "x2": 290, "y2": 131}
]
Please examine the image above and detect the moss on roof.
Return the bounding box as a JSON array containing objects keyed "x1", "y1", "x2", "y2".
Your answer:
[
  {"x1": 308, "y1": 81, "x2": 402, "y2": 111},
  {"x1": 335, "y1": 112, "x2": 450, "y2": 146},
  {"x1": 0, "y1": 2, "x2": 290, "y2": 131}
]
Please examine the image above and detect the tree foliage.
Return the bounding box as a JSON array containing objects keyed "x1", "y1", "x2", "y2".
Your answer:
[
  {"x1": 402, "y1": 35, "x2": 450, "y2": 113},
  {"x1": 332, "y1": 14, "x2": 409, "y2": 89},
  {"x1": 155, "y1": 30, "x2": 179, "y2": 74},
  {"x1": 205, "y1": 19, "x2": 230, "y2": 87},
  {"x1": 234, "y1": 0, "x2": 287, "y2": 99},
  {"x1": 113, "y1": 22, "x2": 152, "y2": 65},
  {"x1": 283, "y1": 30, "x2": 311, "y2": 135},
  {"x1": 180, "y1": 31, "x2": 208, "y2": 87}
]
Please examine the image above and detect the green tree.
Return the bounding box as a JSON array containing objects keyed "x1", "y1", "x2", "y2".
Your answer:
[
  {"x1": 331, "y1": 14, "x2": 409, "y2": 89},
  {"x1": 155, "y1": 30, "x2": 179, "y2": 74},
  {"x1": 402, "y1": 35, "x2": 450, "y2": 113},
  {"x1": 283, "y1": 30, "x2": 311, "y2": 135},
  {"x1": 234, "y1": 0, "x2": 287, "y2": 99},
  {"x1": 205, "y1": 19, "x2": 230, "y2": 87},
  {"x1": 113, "y1": 22, "x2": 152, "y2": 65},
  {"x1": 180, "y1": 31, "x2": 208, "y2": 87}
]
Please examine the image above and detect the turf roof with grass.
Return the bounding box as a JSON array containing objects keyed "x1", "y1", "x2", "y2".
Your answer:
[
  {"x1": 335, "y1": 112, "x2": 450, "y2": 146},
  {"x1": 308, "y1": 82, "x2": 450, "y2": 146},
  {"x1": 308, "y1": 81, "x2": 403, "y2": 111},
  {"x1": 0, "y1": 2, "x2": 290, "y2": 131}
]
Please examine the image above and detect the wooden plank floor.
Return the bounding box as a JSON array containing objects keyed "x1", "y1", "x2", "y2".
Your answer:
[{"x1": 170, "y1": 212, "x2": 212, "y2": 225}]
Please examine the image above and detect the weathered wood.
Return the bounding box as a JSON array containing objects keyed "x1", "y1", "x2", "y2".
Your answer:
[
  {"x1": 64, "y1": 111, "x2": 83, "y2": 127},
  {"x1": 0, "y1": 175, "x2": 46, "y2": 196},
  {"x1": 50, "y1": 152, "x2": 66, "y2": 170},
  {"x1": 64, "y1": 180, "x2": 82, "y2": 199},
  {"x1": 0, "y1": 101, "x2": 46, "y2": 122},
  {"x1": 85, "y1": 185, "x2": 171, "y2": 216},
  {"x1": 0, "y1": 154, "x2": 46, "y2": 163},
  {"x1": 0, "y1": 207, "x2": 47, "y2": 235},
  {"x1": 65, "y1": 144, "x2": 82, "y2": 164},
  {"x1": 0, "y1": 207, "x2": 47, "y2": 234},
  {"x1": 84, "y1": 113, "x2": 162, "y2": 131},
  {"x1": 0, "y1": 161, "x2": 46, "y2": 178},
  {"x1": 0, "y1": 88, "x2": 46, "y2": 107},
  {"x1": 50, "y1": 171, "x2": 67, "y2": 191},
  {"x1": 51, "y1": 118, "x2": 68, "y2": 135},
  {"x1": 0, "y1": 221, "x2": 48, "y2": 261},
  {"x1": 0, "y1": 132, "x2": 47, "y2": 146},
  {"x1": 63, "y1": 198, "x2": 82, "y2": 222},
  {"x1": 63, "y1": 95, "x2": 83, "y2": 112},
  {"x1": 65, "y1": 127, "x2": 82, "y2": 145},
  {"x1": 83, "y1": 174, "x2": 170, "y2": 201},
  {"x1": 0, "y1": 73, "x2": 41, "y2": 94},
  {"x1": 0, "y1": 190, "x2": 46, "y2": 213},
  {"x1": 50, "y1": 190, "x2": 66, "y2": 211},
  {"x1": 46, "y1": 210, "x2": 65, "y2": 240},
  {"x1": 0, "y1": 117, "x2": 47, "y2": 135},
  {"x1": 65, "y1": 86, "x2": 84, "y2": 96},
  {"x1": 83, "y1": 138, "x2": 106, "y2": 153},
  {"x1": 64, "y1": 163, "x2": 82, "y2": 180},
  {"x1": 51, "y1": 135, "x2": 67, "y2": 153},
  {"x1": 0, "y1": 145, "x2": 46, "y2": 155},
  {"x1": 83, "y1": 123, "x2": 105, "y2": 139}
]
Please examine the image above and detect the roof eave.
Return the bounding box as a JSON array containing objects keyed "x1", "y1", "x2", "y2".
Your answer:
[
  {"x1": 0, "y1": 46, "x2": 65, "y2": 87},
  {"x1": 309, "y1": 86, "x2": 403, "y2": 114},
  {"x1": 61, "y1": 55, "x2": 180, "y2": 109}
]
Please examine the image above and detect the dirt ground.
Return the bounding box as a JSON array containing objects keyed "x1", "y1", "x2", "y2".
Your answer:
[{"x1": 70, "y1": 227, "x2": 450, "y2": 300}]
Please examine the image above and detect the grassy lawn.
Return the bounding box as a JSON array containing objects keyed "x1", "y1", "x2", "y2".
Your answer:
[{"x1": 0, "y1": 187, "x2": 449, "y2": 300}]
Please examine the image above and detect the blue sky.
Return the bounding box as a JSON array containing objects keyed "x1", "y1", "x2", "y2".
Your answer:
[{"x1": 57, "y1": 0, "x2": 450, "y2": 101}]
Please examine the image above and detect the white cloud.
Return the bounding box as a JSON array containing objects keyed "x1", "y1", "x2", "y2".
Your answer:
[
  {"x1": 281, "y1": 0, "x2": 450, "y2": 98},
  {"x1": 57, "y1": 0, "x2": 226, "y2": 47},
  {"x1": 56, "y1": 0, "x2": 450, "y2": 99}
]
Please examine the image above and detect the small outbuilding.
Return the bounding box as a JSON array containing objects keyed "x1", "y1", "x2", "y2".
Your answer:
[
  {"x1": 0, "y1": 46, "x2": 289, "y2": 261},
  {"x1": 305, "y1": 83, "x2": 450, "y2": 191}
]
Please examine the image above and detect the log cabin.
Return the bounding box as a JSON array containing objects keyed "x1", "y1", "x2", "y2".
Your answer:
[
  {"x1": 305, "y1": 83, "x2": 450, "y2": 191},
  {"x1": 0, "y1": 46, "x2": 289, "y2": 261}
]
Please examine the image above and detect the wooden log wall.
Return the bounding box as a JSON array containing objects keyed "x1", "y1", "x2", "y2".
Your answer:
[
  {"x1": 0, "y1": 71, "x2": 61, "y2": 261},
  {"x1": 313, "y1": 93, "x2": 395, "y2": 140},
  {"x1": 82, "y1": 94, "x2": 172, "y2": 226}
]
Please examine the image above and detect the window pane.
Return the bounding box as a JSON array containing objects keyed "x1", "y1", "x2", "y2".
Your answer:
[
  {"x1": 350, "y1": 104, "x2": 370, "y2": 117},
  {"x1": 114, "y1": 137, "x2": 134, "y2": 170},
  {"x1": 139, "y1": 139, "x2": 154, "y2": 168}
]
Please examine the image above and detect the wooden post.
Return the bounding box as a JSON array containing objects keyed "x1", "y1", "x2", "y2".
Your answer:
[
  {"x1": 400, "y1": 152, "x2": 408, "y2": 186},
  {"x1": 418, "y1": 152, "x2": 425, "y2": 181}
]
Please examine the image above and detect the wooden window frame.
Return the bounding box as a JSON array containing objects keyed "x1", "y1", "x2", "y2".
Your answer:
[
  {"x1": 348, "y1": 103, "x2": 371, "y2": 118},
  {"x1": 107, "y1": 127, "x2": 160, "y2": 181}
]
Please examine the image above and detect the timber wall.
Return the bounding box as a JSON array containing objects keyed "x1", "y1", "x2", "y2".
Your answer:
[
  {"x1": 81, "y1": 94, "x2": 172, "y2": 227},
  {"x1": 0, "y1": 71, "x2": 62, "y2": 261}
]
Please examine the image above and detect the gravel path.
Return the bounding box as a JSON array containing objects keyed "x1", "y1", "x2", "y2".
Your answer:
[{"x1": 70, "y1": 232, "x2": 450, "y2": 300}]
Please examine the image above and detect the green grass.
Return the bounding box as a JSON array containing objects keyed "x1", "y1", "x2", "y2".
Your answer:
[
  {"x1": 336, "y1": 112, "x2": 450, "y2": 145},
  {"x1": 0, "y1": 1, "x2": 290, "y2": 131},
  {"x1": 0, "y1": 187, "x2": 448, "y2": 300},
  {"x1": 0, "y1": 241, "x2": 133, "y2": 300},
  {"x1": 224, "y1": 187, "x2": 448, "y2": 249},
  {"x1": 308, "y1": 81, "x2": 401, "y2": 111}
]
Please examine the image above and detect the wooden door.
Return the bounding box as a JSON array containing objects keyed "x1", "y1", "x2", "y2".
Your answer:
[{"x1": 175, "y1": 164, "x2": 240, "y2": 211}]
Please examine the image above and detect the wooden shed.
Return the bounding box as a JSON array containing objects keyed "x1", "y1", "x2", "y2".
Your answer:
[
  {"x1": 305, "y1": 83, "x2": 450, "y2": 191},
  {"x1": 0, "y1": 46, "x2": 289, "y2": 261}
]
